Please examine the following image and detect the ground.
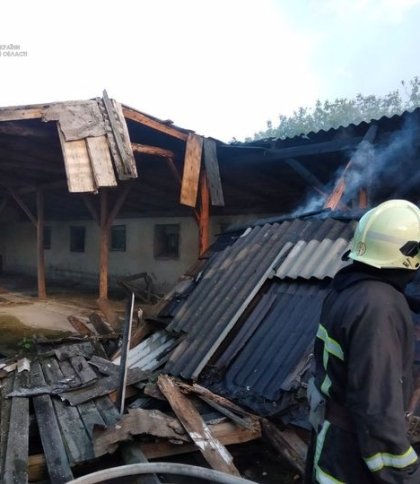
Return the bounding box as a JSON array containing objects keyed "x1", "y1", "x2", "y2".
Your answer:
[{"x1": 0, "y1": 273, "x2": 127, "y2": 356}]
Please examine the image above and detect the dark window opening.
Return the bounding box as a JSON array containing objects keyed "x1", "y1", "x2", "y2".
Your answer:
[
  {"x1": 70, "y1": 226, "x2": 86, "y2": 253},
  {"x1": 44, "y1": 226, "x2": 51, "y2": 250},
  {"x1": 154, "y1": 224, "x2": 180, "y2": 259},
  {"x1": 111, "y1": 225, "x2": 126, "y2": 252}
]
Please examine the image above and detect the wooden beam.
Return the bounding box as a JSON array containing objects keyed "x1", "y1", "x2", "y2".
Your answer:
[
  {"x1": 8, "y1": 188, "x2": 36, "y2": 226},
  {"x1": 285, "y1": 158, "x2": 327, "y2": 196},
  {"x1": 181, "y1": 133, "x2": 203, "y2": 207},
  {"x1": 358, "y1": 188, "x2": 368, "y2": 208},
  {"x1": 203, "y1": 138, "x2": 224, "y2": 206},
  {"x1": 17, "y1": 180, "x2": 67, "y2": 195},
  {"x1": 123, "y1": 106, "x2": 188, "y2": 141},
  {"x1": 199, "y1": 170, "x2": 210, "y2": 256},
  {"x1": 80, "y1": 194, "x2": 100, "y2": 226},
  {"x1": 36, "y1": 190, "x2": 47, "y2": 299},
  {"x1": 157, "y1": 375, "x2": 240, "y2": 476},
  {"x1": 324, "y1": 125, "x2": 378, "y2": 210},
  {"x1": 0, "y1": 106, "x2": 44, "y2": 122},
  {"x1": 107, "y1": 183, "x2": 132, "y2": 227},
  {"x1": 131, "y1": 143, "x2": 175, "y2": 159}
]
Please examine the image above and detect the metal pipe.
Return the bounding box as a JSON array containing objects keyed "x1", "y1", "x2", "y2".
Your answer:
[{"x1": 66, "y1": 462, "x2": 258, "y2": 484}]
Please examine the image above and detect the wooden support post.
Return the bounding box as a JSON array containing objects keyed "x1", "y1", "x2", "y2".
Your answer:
[
  {"x1": 199, "y1": 170, "x2": 210, "y2": 256},
  {"x1": 98, "y1": 184, "x2": 133, "y2": 300},
  {"x1": 99, "y1": 190, "x2": 109, "y2": 300},
  {"x1": 36, "y1": 190, "x2": 47, "y2": 299}
]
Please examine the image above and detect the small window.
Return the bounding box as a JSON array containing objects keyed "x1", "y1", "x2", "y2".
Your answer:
[
  {"x1": 111, "y1": 225, "x2": 126, "y2": 252},
  {"x1": 70, "y1": 226, "x2": 85, "y2": 252},
  {"x1": 44, "y1": 226, "x2": 51, "y2": 250},
  {"x1": 154, "y1": 224, "x2": 180, "y2": 259}
]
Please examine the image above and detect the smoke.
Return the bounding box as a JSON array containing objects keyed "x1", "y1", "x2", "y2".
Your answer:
[{"x1": 292, "y1": 118, "x2": 419, "y2": 216}]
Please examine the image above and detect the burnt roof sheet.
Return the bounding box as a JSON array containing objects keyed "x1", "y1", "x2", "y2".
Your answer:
[
  {"x1": 207, "y1": 281, "x2": 328, "y2": 414},
  {"x1": 165, "y1": 217, "x2": 354, "y2": 380}
]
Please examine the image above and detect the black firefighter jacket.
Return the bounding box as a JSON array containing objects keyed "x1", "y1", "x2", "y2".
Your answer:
[{"x1": 313, "y1": 263, "x2": 420, "y2": 483}]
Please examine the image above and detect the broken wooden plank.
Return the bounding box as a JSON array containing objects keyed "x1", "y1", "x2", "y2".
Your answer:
[
  {"x1": 31, "y1": 361, "x2": 74, "y2": 483},
  {"x1": 60, "y1": 364, "x2": 149, "y2": 406},
  {"x1": 89, "y1": 312, "x2": 113, "y2": 335},
  {"x1": 41, "y1": 358, "x2": 94, "y2": 465},
  {"x1": 176, "y1": 382, "x2": 255, "y2": 418},
  {"x1": 3, "y1": 370, "x2": 30, "y2": 484},
  {"x1": 86, "y1": 135, "x2": 117, "y2": 187},
  {"x1": 59, "y1": 359, "x2": 106, "y2": 438},
  {"x1": 68, "y1": 315, "x2": 95, "y2": 337},
  {"x1": 261, "y1": 419, "x2": 307, "y2": 475},
  {"x1": 180, "y1": 133, "x2": 203, "y2": 207},
  {"x1": 112, "y1": 99, "x2": 138, "y2": 178},
  {"x1": 157, "y1": 375, "x2": 240, "y2": 476},
  {"x1": 0, "y1": 375, "x2": 14, "y2": 478},
  {"x1": 203, "y1": 138, "x2": 224, "y2": 206},
  {"x1": 140, "y1": 420, "x2": 261, "y2": 459},
  {"x1": 57, "y1": 126, "x2": 96, "y2": 193},
  {"x1": 28, "y1": 419, "x2": 261, "y2": 480},
  {"x1": 54, "y1": 342, "x2": 95, "y2": 361},
  {"x1": 69, "y1": 355, "x2": 98, "y2": 385},
  {"x1": 93, "y1": 408, "x2": 190, "y2": 457}
]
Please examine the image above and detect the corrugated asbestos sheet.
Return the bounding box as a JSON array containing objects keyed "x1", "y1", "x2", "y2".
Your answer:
[
  {"x1": 165, "y1": 216, "x2": 355, "y2": 380},
  {"x1": 115, "y1": 330, "x2": 177, "y2": 372},
  {"x1": 207, "y1": 281, "x2": 329, "y2": 415}
]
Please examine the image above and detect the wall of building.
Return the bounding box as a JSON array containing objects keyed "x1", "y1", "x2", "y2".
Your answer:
[{"x1": 0, "y1": 213, "x2": 268, "y2": 293}]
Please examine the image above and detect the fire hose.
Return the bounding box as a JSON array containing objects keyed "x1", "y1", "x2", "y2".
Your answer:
[{"x1": 66, "y1": 462, "x2": 258, "y2": 484}]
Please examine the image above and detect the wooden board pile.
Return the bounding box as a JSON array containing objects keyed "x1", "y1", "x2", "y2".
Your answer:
[{"x1": 0, "y1": 300, "x2": 310, "y2": 483}]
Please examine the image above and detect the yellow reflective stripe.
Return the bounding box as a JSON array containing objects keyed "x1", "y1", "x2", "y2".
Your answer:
[
  {"x1": 321, "y1": 374, "x2": 332, "y2": 396},
  {"x1": 315, "y1": 421, "x2": 345, "y2": 484},
  {"x1": 316, "y1": 467, "x2": 345, "y2": 484},
  {"x1": 316, "y1": 325, "x2": 344, "y2": 361},
  {"x1": 364, "y1": 446, "x2": 418, "y2": 472}
]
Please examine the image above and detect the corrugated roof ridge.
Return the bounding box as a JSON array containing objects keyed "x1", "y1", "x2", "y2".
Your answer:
[{"x1": 239, "y1": 106, "x2": 420, "y2": 146}]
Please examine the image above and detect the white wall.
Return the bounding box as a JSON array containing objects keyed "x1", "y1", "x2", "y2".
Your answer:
[{"x1": 0, "y1": 213, "x2": 271, "y2": 292}]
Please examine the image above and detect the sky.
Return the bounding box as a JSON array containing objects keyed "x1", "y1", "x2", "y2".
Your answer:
[{"x1": 1, "y1": 0, "x2": 420, "y2": 142}]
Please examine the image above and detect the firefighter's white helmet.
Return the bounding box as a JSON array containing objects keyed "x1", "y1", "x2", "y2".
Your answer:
[{"x1": 349, "y1": 199, "x2": 420, "y2": 270}]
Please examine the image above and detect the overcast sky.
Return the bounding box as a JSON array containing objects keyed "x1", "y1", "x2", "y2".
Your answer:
[{"x1": 1, "y1": 0, "x2": 420, "y2": 141}]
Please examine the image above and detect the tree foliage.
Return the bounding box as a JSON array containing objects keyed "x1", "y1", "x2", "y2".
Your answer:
[{"x1": 252, "y1": 77, "x2": 420, "y2": 141}]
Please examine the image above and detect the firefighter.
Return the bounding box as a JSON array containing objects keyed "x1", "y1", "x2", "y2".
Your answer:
[{"x1": 309, "y1": 199, "x2": 420, "y2": 483}]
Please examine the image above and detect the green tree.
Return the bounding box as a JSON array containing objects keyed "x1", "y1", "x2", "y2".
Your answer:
[{"x1": 252, "y1": 77, "x2": 420, "y2": 141}]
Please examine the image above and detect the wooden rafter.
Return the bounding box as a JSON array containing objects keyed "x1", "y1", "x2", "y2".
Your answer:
[
  {"x1": 285, "y1": 158, "x2": 327, "y2": 196},
  {"x1": 131, "y1": 143, "x2": 175, "y2": 159},
  {"x1": 123, "y1": 107, "x2": 188, "y2": 141},
  {"x1": 8, "y1": 188, "x2": 36, "y2": 226}
]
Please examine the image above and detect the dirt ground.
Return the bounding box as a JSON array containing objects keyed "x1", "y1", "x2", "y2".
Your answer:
[{"x1": 0, "y1": 273, "x2": 127, "y2": 356}]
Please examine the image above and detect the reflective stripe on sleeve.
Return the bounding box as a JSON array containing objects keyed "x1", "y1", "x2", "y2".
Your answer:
[
  {"x1": 315, "y1": 421, "x2": 345, "y2": 484},
  {"x1": 364, "y1": 446, "x2": 418, "y2": 472},
  {"x1": 316, "y1": 324, "x2": 344, "y2": 361}
]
